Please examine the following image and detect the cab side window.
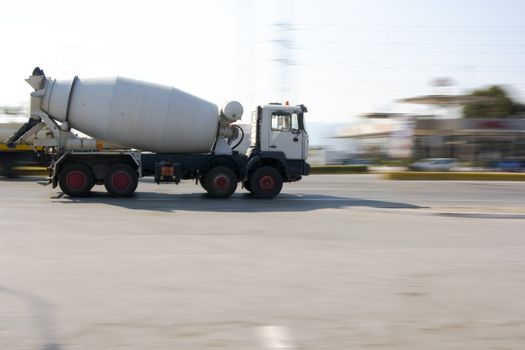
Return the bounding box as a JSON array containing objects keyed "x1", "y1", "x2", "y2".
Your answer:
[{"x1": 271, "y1": 113, "x2": 291, "y2": 132}]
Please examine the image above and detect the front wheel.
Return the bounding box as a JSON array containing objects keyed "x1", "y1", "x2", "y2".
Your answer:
[
  {"x1": 58, "y1": 163, "x2": 95, "y2": 197},
  {"x1": 199, "y1": 175, "x2": 208, "y2": 192},
  {"x1": 204, "y1": 166, "x2": 238, "y2": 198},
  {"x1": 104, "y1": 164, "x2": 139, "y2": 197},
  {"x1": 249, "y1": 166, "x2": 283, "y2": 199}
]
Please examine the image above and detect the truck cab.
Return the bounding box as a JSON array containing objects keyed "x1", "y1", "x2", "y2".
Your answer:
[
  {"x1": 245, "y1": 103, "x2": 310, "y2": 193},
  {"x1": 257, "y1": 104, "x2": 309, "y2": 160}
]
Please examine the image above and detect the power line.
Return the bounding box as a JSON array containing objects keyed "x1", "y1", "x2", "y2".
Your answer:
[
  {"x1": 292, "y1": 61, "x2": 525, "y2": 74},
  {"x1": 300, "y1": 40, "x2": 525, "y2": 49},
  {"x1": 299, "y1": 23, "x2": 525, "y2": 29},
  {"x1": 295, "y1": 24, "x2": 525, "y2": 34},
  {"x1": 299, "y1": 47, "x2": 525, "y2": 56}
]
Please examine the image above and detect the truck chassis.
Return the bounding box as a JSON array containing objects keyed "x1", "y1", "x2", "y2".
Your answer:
[{"x1": 52, "y1": 149, "x2": 309, "y2": 199}]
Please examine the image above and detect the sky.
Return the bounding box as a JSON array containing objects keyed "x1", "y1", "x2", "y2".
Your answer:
[{"x1": 1, "y1": 0, "x2": 525, "y2": 124}]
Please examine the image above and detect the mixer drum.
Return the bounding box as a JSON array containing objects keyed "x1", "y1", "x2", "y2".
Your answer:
[{"x1": 41, "y1": 77, "x2": 220, "y2": 153}]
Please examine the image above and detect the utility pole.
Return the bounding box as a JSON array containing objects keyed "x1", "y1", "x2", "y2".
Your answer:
[{"x1": 273, "y1": 22, "x2": 295, "y2": 98}]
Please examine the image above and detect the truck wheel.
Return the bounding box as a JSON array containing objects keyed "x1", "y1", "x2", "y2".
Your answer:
[
  {"x1": 104, "y1": 164, "x2": 138, "y2": 197},
  {"x1": 199, "y1": 175, "x2": 208, "y2": 192},
  {"x1": 243, "y1": 181, "x2": 252, "y2": 192},
  {"x1": 58, "y1": 163, "x2": 95, "y2": 197},
  {"x1": 204, "y1": 166, "x2": 237, "y2": 198},
  {"x1": 249, "y1": 166, "x2": 283, "y2": 199}
]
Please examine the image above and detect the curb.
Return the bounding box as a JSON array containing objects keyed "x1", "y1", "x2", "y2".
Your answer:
[{"x1": 384, "y1": 171, "x2": 525, "y2": 181}]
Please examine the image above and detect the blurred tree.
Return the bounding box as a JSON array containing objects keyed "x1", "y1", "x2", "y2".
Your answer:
[{"x1": 463, "y1": 86, "x2": 525, "y2": 118}]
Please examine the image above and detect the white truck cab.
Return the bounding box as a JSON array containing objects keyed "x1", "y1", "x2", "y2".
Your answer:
[
  {"x1": 242, "y1": 103, "x2": 310, "y2": 191},
  {"x1": 252, "y1": 103, "x2": 309, "y2": 161}
]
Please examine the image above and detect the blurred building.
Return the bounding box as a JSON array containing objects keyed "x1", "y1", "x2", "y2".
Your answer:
[
  {"x1": 336, "y1": 94, "x2": 525, "y2": 162},
  {"x1": 404, "y1": 93, "x2": 525, "y2": 162},
  {"x1": 336, "y1": 113, "x2": 525, "y2": 162},
  {"x1": 334, "y1": 113, "x2": 416, "y2": 160},
  {"x1": 308, "y1": 147, "x2": 350, "y2": 165},
  {"x1": 413, "y1": 118, "x2": 525, "y2": 161}
]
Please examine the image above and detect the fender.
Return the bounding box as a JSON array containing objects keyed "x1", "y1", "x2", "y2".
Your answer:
[
  {"x1": 244, "y1": 151, "x2": 290, "y2": 181},
  {"x1": 196, "y1": 154, "x2": 244, "y2": 178},
  {"x1": 243, "y1": 154, "x2": 261, "y2": 181}
]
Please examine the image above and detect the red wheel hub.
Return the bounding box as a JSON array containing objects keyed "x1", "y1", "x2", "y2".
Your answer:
[
  {"x1": 214, "y1": 175, "x2": 229, "y2": 190},
  {"x1": 66, "y1": 171, "x2": 86, "y2": 189},
  {"x1": 112, "y1": 171, "x2": 130, "y2": 190},
  {"x1": 259, "y1": 175, "x2": 275, "y2": 190}
]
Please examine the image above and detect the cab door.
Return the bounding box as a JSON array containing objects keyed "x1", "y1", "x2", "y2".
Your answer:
[{"x1": 268, "y1": 111, "x2": 304, "y2": 160}]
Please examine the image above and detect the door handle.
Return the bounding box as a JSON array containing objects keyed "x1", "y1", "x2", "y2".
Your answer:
[{"x1": 269, "y1": 145, "x2": 277, "y2": 148}]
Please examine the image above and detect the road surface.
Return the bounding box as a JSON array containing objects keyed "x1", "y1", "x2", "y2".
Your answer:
[{"x1": 0, "y1": 175, "x2": 524, "y2": 349}]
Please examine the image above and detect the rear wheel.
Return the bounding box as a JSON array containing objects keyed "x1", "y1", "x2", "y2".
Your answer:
[
  {"x1": 204, "y1": 166, "x2": 237, "y2": 198},
  {"x1": 249, "y1": 166, "x2": 283, "y2": 199},
  {"x1": 58, "y1": 163, "x2": 94, "y2": 197},
  {"x1": 104, "y1": 164, "x2": 138, "y2": 197},
  {"x1": 199, "y1": 175, "x2": 208, "y2": 192}
]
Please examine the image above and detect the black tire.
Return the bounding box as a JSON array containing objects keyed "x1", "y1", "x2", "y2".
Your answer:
[
  {"x1": 199, "y1": 175, "x2": 208, "y2": 192},
  {"x1": 58, "y1": 163, "x2": 95, "y2": 197},
  {"x1": 204, "y1": 166, "x2": 238, "y2": 198},
  {"x1": 243, "y1": 181, "x2": 252, "y2": 192},
  {"x1": 249, "y1": 166, "x2": 283, "y2": 199},
  {"x1": 104, "y1": 164, "x2": 139, "y2": 197}
]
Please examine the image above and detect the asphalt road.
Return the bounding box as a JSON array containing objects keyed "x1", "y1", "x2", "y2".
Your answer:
[{"x1": 0, "y1": 175, "x2": 524, "y2": 349}]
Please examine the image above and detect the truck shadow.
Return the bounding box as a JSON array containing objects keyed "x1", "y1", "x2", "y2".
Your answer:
[{"x1": 57, "y1": 191, "x2": 424, "y2": 213}]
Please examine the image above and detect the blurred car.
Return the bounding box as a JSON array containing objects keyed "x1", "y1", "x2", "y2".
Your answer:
[
  {"x1": 408, "y1": 158, "x2": 457, "y2": 172},
  {"x1": 488, "y1": 159, "x2": 525, "y2": 172},
  {"x1": 1, "y1": 122, "x2": 51, "y2": 178}
]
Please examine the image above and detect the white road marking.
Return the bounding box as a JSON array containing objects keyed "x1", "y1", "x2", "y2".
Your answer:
[{"x1": 256, "y1": 326, "x2": 296, "y2": 350}]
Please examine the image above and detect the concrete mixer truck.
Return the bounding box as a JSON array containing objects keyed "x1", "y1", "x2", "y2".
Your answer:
[{"x1": 5, "y1": 67, "x2": 309, "y2": 198}]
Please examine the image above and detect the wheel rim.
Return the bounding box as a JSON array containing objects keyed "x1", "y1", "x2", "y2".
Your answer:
[
  {"x1": 214, "y1": 175, "x2": 230, "y2": 190},
  {"x1": 259, "y1": 175, "x2": 275, "y2": 191},
  {"x1": 112, "y1": 171, "x2": 130, "y2": 190},
  {"x1": 66, "y1": 171, "x2": 86, "y2": 189}
]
